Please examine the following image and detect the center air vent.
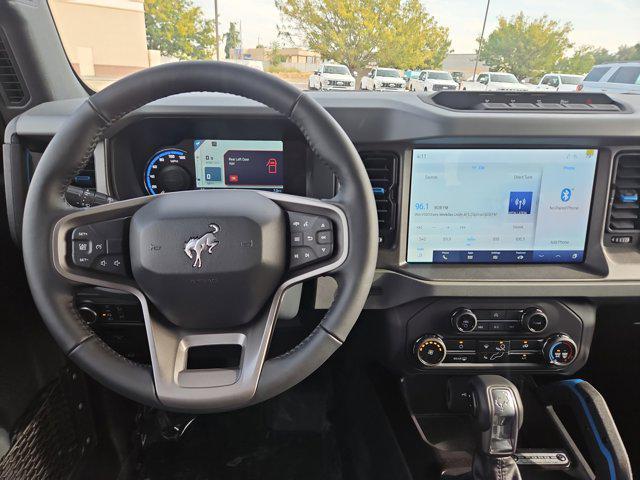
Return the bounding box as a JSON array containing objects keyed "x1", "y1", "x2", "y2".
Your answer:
[
  {"x1": 608, "y1": 152, "x2": 640, "y2": 232},
  {"x1": 360, "y1": 151, "x2": 398, "y2": 248},
  {"x1": 0, "y1": 31, "x2": 28, "y2": 106}
]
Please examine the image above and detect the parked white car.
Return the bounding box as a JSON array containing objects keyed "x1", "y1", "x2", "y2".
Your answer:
[
  {"x1": 536, "y1": 73, "x2": 584, "y2": 92},
  {"x1": 408, "y1": 70, "x2": 458, "y2": 92},
  {"x1": 308, "y1": 64, "x2": 356, "y2": 91},
  {"x1": 460, "y1": 72, "x2": 534, "y2": 92},
  {"x1": 360, "y1": 68, "x2": 406, "y2": 91},
  {"x1": 577, "y1": 62, "x2": 640, "y2": 94}
]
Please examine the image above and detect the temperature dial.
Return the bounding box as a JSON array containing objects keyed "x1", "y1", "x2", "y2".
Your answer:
[
  {"x1": 415, "y1": 335, "x2": 447, "y2": 366},
  {"x1": 543, "y1": 334, "x2": 577, "y2": 366}
]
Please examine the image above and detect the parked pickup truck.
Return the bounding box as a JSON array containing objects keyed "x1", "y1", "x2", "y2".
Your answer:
[
  {"x1": 536, "y1": 73, "x2": 584, "y2": 92},
  {"x1": 360, "y1": 67, "x2": 406, "y2": 91},
  {"x1": 460, "y1": 72, "x2": 534, "y2": 92},
  {"x1": 308, "y1": 63, "x2": 356, "y2": 91},
  {"x1": 408, "y1": 70, "x2": 458, "y2": 92}
]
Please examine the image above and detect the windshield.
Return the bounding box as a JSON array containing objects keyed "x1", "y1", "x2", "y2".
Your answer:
[
  {"x1": 490, "y1": 73, "x2": 519, "y2": 83},
  {"x1": 377, "y1": 69, "x2": 400, "y2": 78},
  {"x1": 324, "y1": 65, "x2": 350, "y2": 75},
  {"x1": 560, "y1": 75, "x2": 583, "y2": 85},
  {"x1": 48, "y1": 0, "x2": 640, "y2": 94},
  {"x1": 428, "y1": 71, "x2": 453, "y2": 80}
]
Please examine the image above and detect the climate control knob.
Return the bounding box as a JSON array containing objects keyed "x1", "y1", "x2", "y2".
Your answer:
[
  {"x1": 415, "y1": 335, "x2": 447, "y2": 367},
  {"x1": 543, "y1": 334, "x2": 577, "y2": 366},
  {"x1": 451, "y1": 308, "x2": 478, "y2": 332},
  {"x1": 521, "y1": 307, "x2": 548, "y2": 333}
]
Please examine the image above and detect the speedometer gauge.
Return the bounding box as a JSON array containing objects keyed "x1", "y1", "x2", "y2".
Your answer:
[{"x1": 144, "y1": 149, "x2": 192, "y2": 195}]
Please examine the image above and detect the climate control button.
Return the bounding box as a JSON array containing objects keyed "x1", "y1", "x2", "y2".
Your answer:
[
  {"x1": 451, "y1": 308, "x2": 478, "y2": 332},
  {"x1": 543, "y1": 334, "x2": 577, "y2": 366},
  {"x1": 415, "y1": 336, "x2": 447, "y2": 366}
]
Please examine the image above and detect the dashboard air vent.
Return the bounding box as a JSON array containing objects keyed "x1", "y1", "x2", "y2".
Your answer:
[
  {"x1": 0, "y1": 31, "x2": 28, "y2": 106},
  {"x1": 360, "y1": 151, "x2": 398, "y2": 248},
  {"x1": 608, "y1": 152, "x2": 640, "y2": 232}
]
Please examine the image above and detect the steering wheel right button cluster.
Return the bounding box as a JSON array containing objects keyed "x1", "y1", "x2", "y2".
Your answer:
[{"x1": 288, "y1": 212, "x2": 334, "y2": 269}]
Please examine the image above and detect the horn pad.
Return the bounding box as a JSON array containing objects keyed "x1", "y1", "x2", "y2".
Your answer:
[{"x1": 129, "y1": 190, "x2": 286, "y2": 329}]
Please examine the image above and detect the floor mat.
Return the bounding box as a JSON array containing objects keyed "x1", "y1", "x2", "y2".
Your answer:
[{"x1": 136, "y1": 425, "x2": 342, "y2": 480}]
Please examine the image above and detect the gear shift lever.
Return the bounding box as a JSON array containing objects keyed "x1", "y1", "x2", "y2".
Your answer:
[{"x1": 469, "y1": 375, "x2": 524, "y2": 480}]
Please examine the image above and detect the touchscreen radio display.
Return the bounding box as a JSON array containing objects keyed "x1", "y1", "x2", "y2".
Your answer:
[
  {"x1": 194, "y1": 139, "x2": 284, "y2": 190},
  {"x1": 407, "y1": 149, "x2": 598, "y2": 264}
]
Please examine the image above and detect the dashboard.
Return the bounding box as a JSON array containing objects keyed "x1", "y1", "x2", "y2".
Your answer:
[{"x1": 5, "y1": 90, "x2": 640, "y2": 374}]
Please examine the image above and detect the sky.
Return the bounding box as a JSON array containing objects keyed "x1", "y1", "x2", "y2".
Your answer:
[{"x1": 194, "y1": 0, "x2": 640, "y2": 54}]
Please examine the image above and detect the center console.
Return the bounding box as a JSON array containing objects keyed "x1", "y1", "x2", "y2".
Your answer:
[{"x1": 403, "y1": 299, "x2": 593, "y2": 375}]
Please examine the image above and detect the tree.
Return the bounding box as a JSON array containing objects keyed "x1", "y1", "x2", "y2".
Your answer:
[
  {"x1": 275, "y1": 0, "x2": 450, "y2": 73},
  {"x1": 269, "y1": 40, "x2": 288, "y2": 66},
  {"x1": 376, "y1": 0, "x2": 451, "y2": 69},
  {"x1": 613, "y1": 43, "x2": 640, "y2": 62},
  {"x1": 224, "y1": 22, "x2": 241, "y2": 59},
  {"x1": 479, "y1": 12, "x2": 572, "y2": 79},
  {"x1": 144, "y1": 0, "x2": 217, "y2": 60},
  {"x1": 555, "y1": 46, "x2": 602, "y2": 74}
]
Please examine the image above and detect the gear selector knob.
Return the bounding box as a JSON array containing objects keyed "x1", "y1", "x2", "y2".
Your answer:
[{"x1": 470, "y1": 375, "x2": 524, "y2": 456}]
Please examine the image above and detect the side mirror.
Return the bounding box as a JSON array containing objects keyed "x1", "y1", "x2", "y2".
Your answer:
[
  {"x1": 314, "y1": 70, "x2": 320, "y2": 75},
  {"x1": 480, "y1": 77, "x2": 489, "y2": 85},
  {"x1": 352, "y1": 71, "x2": 357, "y2": 77}
]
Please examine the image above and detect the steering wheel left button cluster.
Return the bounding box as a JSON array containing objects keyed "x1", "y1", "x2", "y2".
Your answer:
[{"x1": 70, "y1": 218, "x2": 130, "y2": 276}]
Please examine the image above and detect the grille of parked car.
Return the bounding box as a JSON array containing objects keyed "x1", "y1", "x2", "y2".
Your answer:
[
  {"x1": 328, "y1": 80, "x2": 351, "y2": 86},
  {"x1": 433, "y1": 84, "x2": 456, "y2": 91}
]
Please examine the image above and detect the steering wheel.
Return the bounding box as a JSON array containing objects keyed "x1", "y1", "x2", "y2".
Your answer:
[{"x1": 21, "y1": 62, "x2": 378, "y2": 412}]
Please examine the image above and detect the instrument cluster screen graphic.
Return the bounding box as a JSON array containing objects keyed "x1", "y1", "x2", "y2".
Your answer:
[{"x1": 194, "y1": 139, "x2": 284, "y2": 190}]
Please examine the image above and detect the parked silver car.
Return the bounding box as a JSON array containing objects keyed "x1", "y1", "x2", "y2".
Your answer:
[{"x1": 578, "y1": 62, "x2": 640, "y2": 94}]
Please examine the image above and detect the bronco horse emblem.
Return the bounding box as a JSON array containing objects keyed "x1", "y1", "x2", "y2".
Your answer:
[{"x1": 184, "y1": 225, "x2": 220, "y2": 268}]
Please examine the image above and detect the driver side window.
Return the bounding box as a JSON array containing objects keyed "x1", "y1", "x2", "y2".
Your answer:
[{"x1": 478, "y1": 74, "x2": 488, "y2": 84}]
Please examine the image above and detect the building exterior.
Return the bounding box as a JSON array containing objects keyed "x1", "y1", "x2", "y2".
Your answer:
[
  {"x1": 442, "y1": 53, "x2": 489, "y2": 79},
  {"x1": 48, "y1": 0, "x2": 156, "y2": 89},
  {"x1": 232, "y1": 47, "x2": 321, "y2": 72}
]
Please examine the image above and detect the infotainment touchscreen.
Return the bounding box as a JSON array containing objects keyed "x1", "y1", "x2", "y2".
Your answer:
[
  {"x1": 194, "y1": 139, "x2": 284, "y2": 190},
  {"x1": 407, "y1": 149, "x2": 598, "y2": 264}
]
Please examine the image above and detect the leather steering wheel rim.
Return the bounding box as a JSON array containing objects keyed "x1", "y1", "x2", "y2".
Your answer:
[{"x1": 21, "y1": 61, "x2": 378, "y2": 412}]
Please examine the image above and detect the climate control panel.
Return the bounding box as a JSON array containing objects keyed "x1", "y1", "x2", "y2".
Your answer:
[
  {"x1": 449, "y1": 307, "x2": 548, "y2": 334},
  {"x1": 406, "y1": 299, "x2": 592, "y2": 374}
]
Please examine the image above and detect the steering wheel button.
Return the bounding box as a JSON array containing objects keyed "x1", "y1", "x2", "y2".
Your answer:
[
  {"x1": 315, "y1": 244, "x2": 333, "y2": 258},
  {"x1": 317, "y1": 230, "x2": 333, "y2": 244},
  {"x1": 71, "y1": 226, "x2": 96, "y2": 240},
  {"x1": 291, "y1": 232, "x2": 303, "y2": 245},
  {"x1": 72, "y1": 240, "x2": 97, "y2": 267},
  {"x1": 93, "y1": 254, "x2": 127, "y2": 276},
  {"x1": 290, "y1": 246, "x2": 317, "y2": 269},
  {"x1": 288, "y1": 212, "x2": 317, "y2": 231}
]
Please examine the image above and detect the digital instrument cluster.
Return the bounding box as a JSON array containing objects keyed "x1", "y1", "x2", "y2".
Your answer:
[{"x1": 144, "y1": 139, "x2": 285, "y2": 195}]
